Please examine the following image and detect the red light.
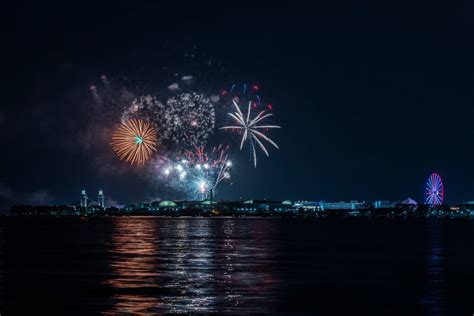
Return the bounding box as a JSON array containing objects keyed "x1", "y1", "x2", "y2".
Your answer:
[
  {"x1": 252, "y1": 102, "x2": 257, "y2": 108},
  {"x1": 220, "y1": 89, "x2": 228, "y2": 96},
  {"x1": 267, "y1": 104, "x2": 273, "y2": 110},
  {"x1": 251, "y1": 84, "x2": 259, "y2": 92}
]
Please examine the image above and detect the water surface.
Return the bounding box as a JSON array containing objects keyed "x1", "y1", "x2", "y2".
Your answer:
[{"x1": 0, "y1": 217, "x2": 472, "y2": 315}]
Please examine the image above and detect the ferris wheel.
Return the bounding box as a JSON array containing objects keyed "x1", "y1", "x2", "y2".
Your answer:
[{"x1": 425, "y1": 173, "x2": 444, "y2": 205}]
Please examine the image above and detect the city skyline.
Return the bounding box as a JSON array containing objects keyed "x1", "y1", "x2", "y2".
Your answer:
[{"x1": 5, "y1": 172, "x2": 466, "y2": 209}]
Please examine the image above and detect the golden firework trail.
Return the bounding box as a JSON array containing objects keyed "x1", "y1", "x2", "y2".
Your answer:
[{"x1": 111, "y1": 119, "x2": 157, "y2": 165}]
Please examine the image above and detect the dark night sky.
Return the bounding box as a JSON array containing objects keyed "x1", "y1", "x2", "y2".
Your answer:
[{"x1": 2, "y1": 1, "x2": 474, "y2": 206}]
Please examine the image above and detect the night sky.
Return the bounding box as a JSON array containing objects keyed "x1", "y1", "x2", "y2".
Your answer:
[{"x1": 2, "y1": 1, "x2": 474, "y2": 206}]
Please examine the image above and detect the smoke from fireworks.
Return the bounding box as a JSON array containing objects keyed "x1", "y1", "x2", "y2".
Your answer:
[{"x1": 111, "y1": 119, "x2": 157, "y2": 165}]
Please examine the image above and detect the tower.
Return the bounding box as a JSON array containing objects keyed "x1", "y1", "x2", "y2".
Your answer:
[
  {"x1": 80, "y1": 189, "x2": 88, "y2": 208},
  {"x1": 98, "y1": 189, "x2": 105, "y2": 208}
]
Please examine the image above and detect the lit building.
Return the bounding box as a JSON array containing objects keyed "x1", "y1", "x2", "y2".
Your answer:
[
  {"x1": 374, "y1": 200, "x2": 391, "y2": 209},
  {"x1": 97, "y1": 189, "x2": 105, "y2": 208},
  {"x1": 80, "y1": 189, "x2": 88, "y2": 208},
  {"x1": 234, "y1": 200, "x2": 293, "y2": 212},
  {"x1": 293, "y1": 201, "x2": 322, "y2": 211},
  {"x1": 320, "y1": 200, "x2": 364, "y2": 210}
]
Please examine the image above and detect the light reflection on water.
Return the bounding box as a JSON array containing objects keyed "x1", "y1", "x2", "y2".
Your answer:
[
  {"x1": 103, "y1": 218, "x2": 280, "y2": 314},
  {"x1": 422, "y1": 221, "x2": 446, "y2": 316},
  {"x1": 1, "y1": 218, "x2": 473, "y2": 314},
  {"x1": 103, "y1": 219, "x2": 162, "y2": 314}
]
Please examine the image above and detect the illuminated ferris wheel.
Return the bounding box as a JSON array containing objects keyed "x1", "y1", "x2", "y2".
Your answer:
[{"x1": 425, "y1": 173, "x2": 444, "y2": 205}]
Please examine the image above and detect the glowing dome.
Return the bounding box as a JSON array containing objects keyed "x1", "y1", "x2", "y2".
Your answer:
[{"x1": 158, "y1": 200, "x2": 177, "y2": 207}]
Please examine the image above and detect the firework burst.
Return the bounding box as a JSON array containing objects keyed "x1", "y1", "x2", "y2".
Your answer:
[
  {"x1": 122, "y1": 93, "x2": 215, "y2": 149},
  {"x1": 221, "y1": 100, "x2": 280, "y2": 167},
  {"x1": 220, "y1": 83, "x2": 274, "y2": 113},
  {"x1": 111, "y1": 119, "x2": 157, "y2": 165},
  {"x1": 162, "y1": 93, "x2": 215, "y2": 147},
  {"x1": 160, "y1": 145, "x2": 232, "y2": 200}
]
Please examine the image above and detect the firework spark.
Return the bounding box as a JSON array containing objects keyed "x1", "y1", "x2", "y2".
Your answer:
[
  {"x1": 221, "y1": 100, "x2": 280, "y2": 167},
  {"x1": 160, "y1": 145, "x2": 232, "y2": 199},
  {"x1": 162, "y1": 93, "x2": 215, "y2": 146},
  {"x1": 111, "y1": 119, "x2": 157, "y2": 165},
  {"x1": 220, "y1": 83, "x2": 273, "y2": 112},
  {"x1": 122, "y1": 93, "x2": 215, "y2": 148}
]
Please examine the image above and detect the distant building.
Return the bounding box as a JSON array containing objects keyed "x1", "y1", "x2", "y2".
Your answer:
[
  {"x1": 157, "y1": 200, "x2": 179, "y2": 210},
  {"x1": 293, "y1": 201, "x2": 322, "y2": 211},
  {"x1": 97, "y1": 189, "x2": 105, "y2": 208},
  {"x1": 374, "y1": 200, "x2": 391, "y2": 209},
  {"x1": 393, "y1": 198, "x2": 418, "y2": 207},
  {"x1": 320, "y1": 200, "x2": 364, "y2": 210},
  {"x1": 234, "y1": 200, "x2": 293, "y2": 212},
  {"x1": 88, "y1": 201, "x2": 100, "y2": 208},
  {"x1": 80, "y1": 189, "x2": 88, "y2": 208}
]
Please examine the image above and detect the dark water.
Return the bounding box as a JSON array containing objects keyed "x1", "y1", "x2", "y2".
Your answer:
[{"x1": 0, "y1": 217, "x2": 472, "y2": 315}]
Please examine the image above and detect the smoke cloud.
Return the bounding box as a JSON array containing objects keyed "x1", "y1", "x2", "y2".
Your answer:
[{"x1": 168, "y1": 83, "x2": 179, "y2": 91}]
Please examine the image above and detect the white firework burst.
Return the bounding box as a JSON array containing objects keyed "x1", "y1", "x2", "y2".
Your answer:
[
  {"x1": 221, "y1": 100, "x2": 280, "y2": 167},
  {"x1": 122, "y1": 93, "x2": 215, "y2": 149},
  {"x1": 163, "y1": 93, "x2": 215, "y2": 147},
  {"x1": 155, "y1": 146, "x2": 232, "y2": 200}
]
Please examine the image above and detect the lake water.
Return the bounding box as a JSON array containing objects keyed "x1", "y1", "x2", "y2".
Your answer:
[{"x1": 0, "y1": 217, "x2": 472, "y2": 315}]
